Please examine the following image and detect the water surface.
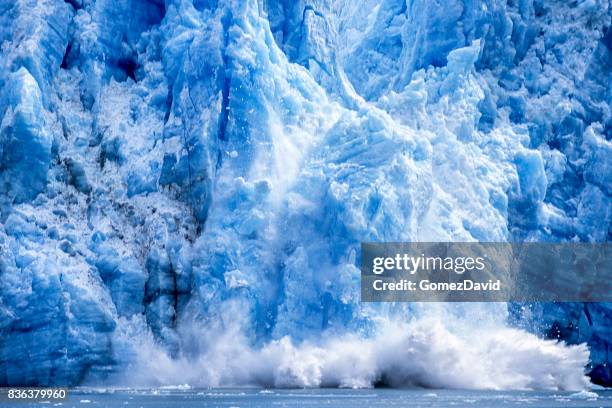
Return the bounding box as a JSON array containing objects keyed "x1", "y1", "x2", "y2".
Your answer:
[{"x1": 4, "y1": 388, "x2": 611, "y2": 407}]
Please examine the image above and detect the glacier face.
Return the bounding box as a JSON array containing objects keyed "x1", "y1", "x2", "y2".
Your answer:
[{"x1": 0, "y1": 0, "x2": 610, "y2": 388}]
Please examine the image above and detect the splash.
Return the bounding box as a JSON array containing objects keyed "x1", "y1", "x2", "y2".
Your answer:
[{"x1": 116, "y1": 312, "x2": 589, "y2": 391}]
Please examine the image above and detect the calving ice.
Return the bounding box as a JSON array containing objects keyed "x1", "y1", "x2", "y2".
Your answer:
[{"x1": 0, "y1": 0, "x2": 610, "y2": 403}]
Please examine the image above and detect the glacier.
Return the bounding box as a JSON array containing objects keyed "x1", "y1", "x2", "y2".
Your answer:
[{"x1": 0, "y1": 0, "x2": 610, "y2": 389}]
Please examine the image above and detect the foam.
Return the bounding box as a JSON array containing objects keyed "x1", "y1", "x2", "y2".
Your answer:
[{"x1": 119, "y1": 316, "x2": 589, "y2": 391}]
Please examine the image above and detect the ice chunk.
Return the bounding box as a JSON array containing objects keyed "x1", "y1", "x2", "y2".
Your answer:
[{"x1": 0, "y1": 69, "x2": 52, "y2": 203}]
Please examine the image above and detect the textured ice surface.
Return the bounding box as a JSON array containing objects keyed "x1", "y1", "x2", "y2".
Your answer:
[{"x1": 0, "y1": 0, "x2": 610, "y2": 388}]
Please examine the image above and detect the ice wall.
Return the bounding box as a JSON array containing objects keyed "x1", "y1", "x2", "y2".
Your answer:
[{"x1": 0, "y1": 0, "x2": 610, "y2": 388}]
